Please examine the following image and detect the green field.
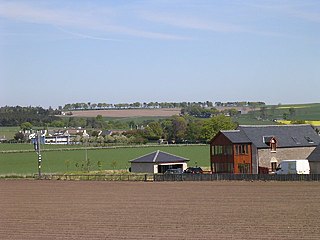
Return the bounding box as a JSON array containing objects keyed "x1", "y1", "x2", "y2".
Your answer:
[
  {"x1": 0, "y1": 127, "x2": 20, "y2": 140},
  {"x1": 234, "y1": 103, "x2": 320, "y2": 125},
  {"x1": 0, "y1": 144, "x2": 209, "y2": 175}
]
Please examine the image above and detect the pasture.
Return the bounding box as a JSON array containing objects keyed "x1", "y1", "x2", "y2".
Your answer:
[
  {"x1": 0, "y1": 126, "x2": 19, "y2": 140},
  {"x1": 1, "y1": 181, "x2": 319, "y2": 240},
  {"x1": 0, "y1": 144, "x2": 209, "y2": 175}
]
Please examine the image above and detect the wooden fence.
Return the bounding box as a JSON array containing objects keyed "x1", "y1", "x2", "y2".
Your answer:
[{"x1": 36, "y1": 173, "x2": 320, "y2": 182}]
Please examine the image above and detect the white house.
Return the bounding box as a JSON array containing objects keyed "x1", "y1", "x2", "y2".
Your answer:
[{"x1": 130, "y1": 150, "x2": 189, "y2": 174}]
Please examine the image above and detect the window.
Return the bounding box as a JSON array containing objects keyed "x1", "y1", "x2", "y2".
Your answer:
[
  {"x1": 212, "y1": 145, "x2": 233, "y2": 156},
  {"x1": 271, "y1": 162, "x2": 277, "y2": 172},
  {"x1": 270, "y1": 138, "x2": 277, "y2": 152},
  {"x1": 238, "y1": 163, "x2": 251, "y2": 173},
  {"x1": 214, "y1": 162, "x2": 234, "y2": 173},
  {"x1": 292, "y1": 137, "x2": 301, "y2": 144},
  {"x1": 305, "y1": 136, "x2": 314, "y2": 143},
  {"x1": 235, "y1": 144, "x2": 249, "y2": 155}
]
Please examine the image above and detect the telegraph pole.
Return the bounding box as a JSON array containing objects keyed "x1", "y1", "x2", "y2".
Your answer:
[{"x1": 34, "y1": 131, "x2": 42, "y2": 178}]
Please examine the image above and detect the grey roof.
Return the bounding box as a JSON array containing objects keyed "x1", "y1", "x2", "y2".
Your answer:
[
  {"x1": 237, "y1": 125, "x2": 320, "y2": 148},
  {"x1": 220, "y1": 130, "x2": 251, "y2": 143},
  {"x1": 308, "y1": 144, "x2": 320, "y2": 162},
  {"x1": 130, "y1": 150, "x2": 189, "y2": 163}
]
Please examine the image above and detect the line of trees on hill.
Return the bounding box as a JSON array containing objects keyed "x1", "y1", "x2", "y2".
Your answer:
[
  {"x1": 0, "y1": 106, "x2": 60, "y2": 127},
  {"x1": 60, "y1": 101, "x2": 265, "y2": 111}
]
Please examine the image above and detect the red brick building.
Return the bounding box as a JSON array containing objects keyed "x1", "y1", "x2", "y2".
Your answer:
[{"x1": 210, "y1": 125, "x2": 320, "y2": 174}]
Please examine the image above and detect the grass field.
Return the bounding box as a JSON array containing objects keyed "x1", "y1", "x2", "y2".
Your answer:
[
  {"x1": 0, "y1": 144, "x2": 209, "y2": 175},
  {"x1": 234, "y1": 103, "x2": 320, "y2": 125},
  {"x1": 0, "y1": 127, "x2": 19, "y2": 140}
]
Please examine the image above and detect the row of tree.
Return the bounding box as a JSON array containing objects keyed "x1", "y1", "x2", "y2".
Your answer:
[
  {"x1": 0, "y1": 106, "x2": 60, "y2": 127},
  {"x1": 60, "y1": 101, "x2": 266, "y2": 111},
  {"x1": 14, "y1": 114, "x2": 237, "y2": 144}
]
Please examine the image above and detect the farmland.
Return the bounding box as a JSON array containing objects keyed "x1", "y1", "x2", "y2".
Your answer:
[
  {"x1": 0, "y1": 181, "x2": 319, "y2": 240},
  {"x1": 234, "y1": 103, "x2": 320, "y2": 125},
  {"x1": 68, "y1": 108, "x2": 181, "y2": 118},
  {"x1": 0, "y1": 144, "x2": 209, "y2": 175}
]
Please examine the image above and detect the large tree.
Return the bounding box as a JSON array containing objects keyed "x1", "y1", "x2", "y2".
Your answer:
[
  {"x1": 201, "y1": 115, "x2": 237, "y2": 142},
  {"x1": 171, "y1": 116, "x2": 187, "y2": 142}
]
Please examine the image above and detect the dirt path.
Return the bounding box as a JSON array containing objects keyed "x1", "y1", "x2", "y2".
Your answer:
[{"x1": 0, "y1": 181, "x2": 319, "y2": 239}]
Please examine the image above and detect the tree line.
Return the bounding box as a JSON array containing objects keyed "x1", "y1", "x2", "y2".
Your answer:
[
  {"x1": 60, "y1": 101, "x2": 265, "y2": 111},
  {"x1": 13, "y1": 114, "x2": 237, "y2": 144},
  {"x1": 0, "y1": 106, "x2": 60, "y2": 127}
]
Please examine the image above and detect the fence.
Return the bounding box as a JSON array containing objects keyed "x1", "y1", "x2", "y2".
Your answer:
[
  {"x1": 39, "y1": 174, "x2": 155, "y2": 181},
  {"x1": 35, "y1": 173, "x2": 320, "y2": 182},
  {"x1": 154, "y1": 173, "x2": 320, "y2": 181}
]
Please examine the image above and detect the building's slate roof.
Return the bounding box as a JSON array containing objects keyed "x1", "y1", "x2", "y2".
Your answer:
[
  {"x1": 237, "y1": 125, "x2": 320, "y2": 149},
  {"x1": 220, "y1": 130, "x2": 251, "y2": 143},
  {"x1": 308, "y1": 144, "x2": 320, "y2": 162},
  {"x1": 130, "y1": 150, "x2": 189, "y2": 163}
]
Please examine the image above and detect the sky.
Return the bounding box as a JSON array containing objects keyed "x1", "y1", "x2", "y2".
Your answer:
[{"x1": 1, "y1": 0, "x2": 320, "y2": 108}]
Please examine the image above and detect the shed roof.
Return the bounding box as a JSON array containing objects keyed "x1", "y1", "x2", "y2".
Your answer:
[{"x1": 129, "y1": 150, "x2": 189, "y2": 163}]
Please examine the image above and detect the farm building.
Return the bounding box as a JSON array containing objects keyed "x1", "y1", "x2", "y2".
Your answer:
[
  {"x1": 210, "y1": 125, "x2": 320, "y2": 174},
  {"x1": 307, "y1": 144, "x2": 320, "y2": 174},
  {"x1": 129, "y1": 150, "x2": 189, "y2": 173}
]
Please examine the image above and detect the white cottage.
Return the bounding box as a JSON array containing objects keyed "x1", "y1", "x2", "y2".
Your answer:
[{"x1": 130, "y1": 150, "x2": 189, "y2": 173}]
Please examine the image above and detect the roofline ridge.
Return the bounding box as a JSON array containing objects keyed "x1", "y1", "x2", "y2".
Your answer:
[
  {"x1": 128, "y1": 150, "x2": 158, "y2": 162},
  {"x1": 153, "y1": 150, "x2": 160, "y2": 162},
  {"x1": 157, "y1": 150, "x2": 189, "y2": 161}
]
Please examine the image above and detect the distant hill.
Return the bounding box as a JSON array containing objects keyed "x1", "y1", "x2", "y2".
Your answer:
[{"x1": 234, "y1": 103, "x2": 320, "y2": 126}]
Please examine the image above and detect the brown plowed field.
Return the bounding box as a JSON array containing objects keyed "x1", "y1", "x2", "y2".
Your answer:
[
  {"x1": 1, "y1": 181, "x2": 319, "y2": 239},
  {"x1": 68, "y1": 108, "x2": 181, "y2": 118}
]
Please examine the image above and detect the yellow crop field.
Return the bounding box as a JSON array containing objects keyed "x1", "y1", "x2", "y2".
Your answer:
[{"x1": 276, "y1": 120, "x2": 320, "y2": 125}]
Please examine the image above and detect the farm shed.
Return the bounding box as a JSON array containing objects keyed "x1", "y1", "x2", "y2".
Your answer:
[
  {"x1": 307, "y1": 144, "x2": 320, "y2": 174},
  {"x1": 129, "y1": 150, "x2": 189, "y2": 173},
  {"x1": 210, "y1": 124, "x2": 320, "y2": 174}
]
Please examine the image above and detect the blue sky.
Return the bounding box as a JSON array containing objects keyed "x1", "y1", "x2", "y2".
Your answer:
[{"x1": 1, "y1": 0, "x2": 319, "y2": 108}]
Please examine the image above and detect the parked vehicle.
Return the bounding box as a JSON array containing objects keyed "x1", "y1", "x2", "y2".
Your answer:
[
  {"x1": 275, "y1": 160, "x2": 310, "y2": 174},
  {"x1": 164, "y1": 168, "x2": 183, "y2": 174},
  {"x1": 183, "y1": 167, "x2": 203, "y2": 174}
]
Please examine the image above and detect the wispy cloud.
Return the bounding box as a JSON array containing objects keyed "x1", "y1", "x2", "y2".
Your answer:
[
  {"x1": 140, "y1": 11, "x2": 288, "y2": 38},
  {"x1": 0, "y1": 1, "x2": 188, "y2": 40},
  {"x1": 141, "y1": 12, "x2": 247, "y2": 33},
  {"x1": 246, "y1": 1, "x2": 320, "y2": 23}
]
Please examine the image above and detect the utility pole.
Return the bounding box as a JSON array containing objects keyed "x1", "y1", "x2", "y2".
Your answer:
[{"x1": 34, "y1": 131, "x2": 42, "y2": 178}]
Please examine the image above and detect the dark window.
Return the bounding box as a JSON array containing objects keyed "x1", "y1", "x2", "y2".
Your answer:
[
  {"x1": 212, "y1": 145, "x2": 233, "y2": 156},
  {"x1": 214, "y1": 162, "x2": 234, "y2": 173},
  {"x1": 292, "y1": 137, "x2": 301, "y2": 144},
  {"x1": 271, "y1": 162, "x2": 277, "y2": 172},
  {"x1": 305, "y1": 136, "x2": 314, "y2": 143},
  {"x1": 270, "y1": 138, "x2": 276, "y2": 152},
  {"x1": 235, "y1": 144, "x2": 249, "y2": 155},
  {"x1": 238, "y1": 163, "x2": 251, "y2": 173}
]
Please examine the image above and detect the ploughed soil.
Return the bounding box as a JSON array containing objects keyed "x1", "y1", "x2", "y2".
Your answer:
[
  {"x1": 0, "y1": 181, "x2": 319, "y2": 240},
  {"x1": 68, "y1": 108, "x2": 181, "y2": 118}
]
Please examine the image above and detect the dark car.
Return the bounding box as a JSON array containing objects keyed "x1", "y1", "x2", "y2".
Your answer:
[
  {"x1": 164, "y1": 169, "x2": 183, "y2": 174},
  {"x1": 183, "y1": 167, "x2": 203, "y2": 174}
]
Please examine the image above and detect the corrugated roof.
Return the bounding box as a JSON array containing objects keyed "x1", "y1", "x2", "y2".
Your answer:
[
  {"x1": 237, "y1": 124, "x2": 320, "y2": 148},
  {"x1": 129, "y1": 150, "x2": 189, "y2": 163}
]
